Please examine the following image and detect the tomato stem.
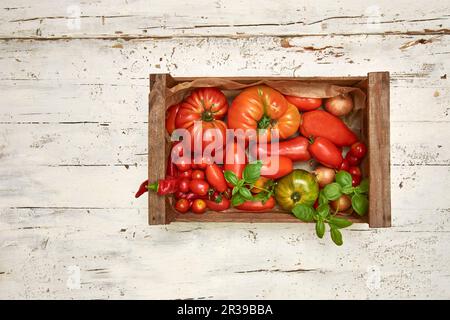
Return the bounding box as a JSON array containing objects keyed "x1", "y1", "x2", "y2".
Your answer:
[{"x1": 291, "y1": 191, "x2": 301, "y2": 202}]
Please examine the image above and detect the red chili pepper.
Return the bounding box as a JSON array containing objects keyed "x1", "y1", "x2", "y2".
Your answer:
[
  {"x1": 135, "y1": 177, "x2": 179, "y2": 198},
  {"x1": 205, "y1": 163, "x2": 228, "y2": 193},
  {"x1": 250, "y1": 136, "x2": 311, "y2": 162},
  {"x1": 308, "y1": 137, "x2": 343, "y2": 169}
]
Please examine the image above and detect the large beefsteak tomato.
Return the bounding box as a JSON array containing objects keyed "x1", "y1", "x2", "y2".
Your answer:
[
  {"x1": 227, "y1": 86, "x2": 300, "y2": 142},
  {"x1": 175, "y1": 88, "x2": 228, "y2": 150}
]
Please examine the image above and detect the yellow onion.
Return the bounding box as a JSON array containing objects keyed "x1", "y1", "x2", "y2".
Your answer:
[
  {"x1": 314, "y1": 166, "x2": 335, "y2": 188},
  {"x1": 331, "y1": 195, "x2": 352, "y2": 212},
  {"x1": 325, "y1": 94, "x2": 354, "y2": 117}
]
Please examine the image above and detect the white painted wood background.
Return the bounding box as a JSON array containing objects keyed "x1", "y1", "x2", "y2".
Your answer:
[{"x1": 0, "y1": 0, "x2": 449, "y2": 299}]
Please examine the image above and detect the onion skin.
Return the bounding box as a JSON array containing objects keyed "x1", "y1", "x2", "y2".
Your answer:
[
  {"x1": 314, "y1": 166, "x2": 336, "y2": 188},
  {"x1": 325, "y1": 94, "x2": 354, "y2": 117},
  {"x1": 331, "y1": 195, "x2": 352, "y2": 212}
]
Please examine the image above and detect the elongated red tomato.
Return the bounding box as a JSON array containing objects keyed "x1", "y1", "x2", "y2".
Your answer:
[
  {"x1": 189, "y1": 179, "x2": 209, "y2": 196},
  {"x1": 249, "y1": 136, "x2": 311, "y2": 162},
  {"x1": 300, "y1": 110, "x2": 358, "y2": 147},
  {"x1": 285, "y1": 96, "x2": 322, "y2": 111},
  {"x1": 166, "y1": 104, "x2": 180, "y2": 135},
  {"x1": 227, "y1": 86, "x2": 300, "y2": 141},
  {"x1": 309, "y1": 137, "x2": 343, "y2": 169},
  {"x1": 205, "y1": 197, "x2": 230, "y2": 211},
  {"x1": 260, "y1": 155, "x2": 293, "y2": 179},
  {"x1": 236, "y1": 196, "x2": 276, "y2": 211},
  {"x1": 205, "y1": 163, "x2": 227, "y2": 193},
  {"x1": 223, "y1": 142, "x2": 247, "y2": 187},
  {"x1": 175, "y1": 88, "x2": 228, "y2": 150}
]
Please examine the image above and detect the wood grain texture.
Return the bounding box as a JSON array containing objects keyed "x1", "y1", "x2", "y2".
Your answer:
[
  {"x1": 0, "y1": 1, "x2": 449, "y2": 299},
  {"x1": 148, "y1": 74, "x2": 168, "y2": 225},
  {"x1": 368, "y1": 72, "x2": 391, "y2": 227}
]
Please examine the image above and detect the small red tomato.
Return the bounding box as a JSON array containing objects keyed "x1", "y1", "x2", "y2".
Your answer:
[
  {"x1": 349, "y1": 142, "x2": 367, "y2": 159},
  {"x1": 192, "y1": 156, "x2": 212, "y2": 170},
  {"x1": 340, "y1": 158, "x2": 350, "y2": 171},
  {"x1": 178, "y1": 169, "x2": 192, "y2": 179},
  {"x1": 346, "y1": 153, "x2": 361, "y2": 166},
  {"x1": 175, "y1": 199, "x2": 190, "y2": 213},
  {"x1": 191, "y1": 199, "x2": 207, "y2": 214},
  {"x1": 352, "y1": 174, "x2": 362, "y2": 187},
  {"x1": 191, "y1": 170, "x2": 205, "y2": 180},
  {"x1": 348, "y1": 166, "x2": 361, "y2": 177},
  {"x1": 175, "y1": 159, "x2": 192, "y2": 172},
  {"x1": 179, "y1": 178, "x2": 190, "y2": 193},
  {"x1": 189, "y1": 179, "x2": 210, "y2": 196},
  {"x1": 174, "y1": 191, "x2": 186, "y2": 199}
]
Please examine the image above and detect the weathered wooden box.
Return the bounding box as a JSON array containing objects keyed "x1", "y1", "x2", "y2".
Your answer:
[{"x1": 148, "y1": 73, "x2": 391, "y2": 227}]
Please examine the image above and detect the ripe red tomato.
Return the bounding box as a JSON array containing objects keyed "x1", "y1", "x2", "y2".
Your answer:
[
  {"x1": 349, "y1": 142, "x2": 367, "y2": 159},
  {"x1": 348, "y1": 166, "x2": 361, "y2": 177},
  {"x1": 205, "y1": 163, "x2": 228, "y2": 193},
  {"x1": 165, "y1": 104, "x2": 181, "y2": 135},
  {"x1": 175, "y1": 159, "x2": 191, "y2": 172},
  {"x1": 300, "y1": 110, "x2": 358, "y2": 147},
  {"x1": 340, "y1": 158, "x2": 350, "y2": 171},
  {"x1": 308, "y1": 137, "x2": 343, "y2": 169},
  {"x1": 192, "y1": 155, "x2": 212, "y2": 169},
  {"x1": 285, "y1": 96, "x2": 322, "y2": 111},
  {"x1": 227, "y1": 86, "x2": 300, "y2": 141},
  {"x1": 352, "y1": 174, "x2": 362, "y2": 187},
  {"x1": 346, "y1": 153, "x2": 361, "y2": 166},
  {"x1": 260, "y1": 155, "x2": 293, "y2": 179},
  {"x1": 179, "y1": 178, "x2": 191, "y2": 193},
  {"x1": 236, "y1": 196, "x2": 276, "y2": 211},
  {"x1": 191, "y1": 170, "x2": 205, "y2": 180},
  {"x1": 205, "y1": 197, "x2": 230, "y2": 211},
  {"x1": 175, "y1": 88, "x2": 228, "y2": 150},
  {"x1": 191, "y1": 199, "x2": 207, "y2": 214},
  {"x1": 175, "y1": 199, "x2": 190, "y2": 213},
  {"x1": 189, "y1": 179, "x2": 210, "y2": 196},
  {"x1": 178, "y1": 169, "x2": 192, "y2": 179},
  {"x1": 223, "y1": 142, "x2": 247, "y2": 187}
]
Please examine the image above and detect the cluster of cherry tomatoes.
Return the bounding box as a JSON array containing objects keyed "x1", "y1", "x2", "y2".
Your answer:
[{"x1": 340, "y1": 141, "x2": 367, "y2": 186}]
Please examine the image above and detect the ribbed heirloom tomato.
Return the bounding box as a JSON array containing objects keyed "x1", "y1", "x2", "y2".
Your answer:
[
  {"x1": 175, "y1": 88, "x2": 228, "y2": 150},
  {"x1": 227, "y1": 86, "x2": 300, "y2": 142}
]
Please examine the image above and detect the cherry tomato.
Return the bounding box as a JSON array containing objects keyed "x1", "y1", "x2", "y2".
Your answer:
[
  {"x1": 348, "y1": 166, "x2": 361, "y2": 177},
  {"x1": 189, "y1": 179, "x2": 210, "y2": 196},
  {"x1": 192, "y1": 156, "x2": 212, "y2": 169},
  {"x1": 191, "y1": 199, "x2": 207, "y2": 214},
  {"x1": 346, "y1": 153, "x2": 361, "y2": 166},
  {"x1": 352, "y1": 174, "x2": 361, "y2": 187},
  {"x1": 175, "y1": 159, "x2": 192, "y2": 172},
  {"x1": 205, "y1": 197, "x2": 230, "y2": 211},
  {"x1": 308, "y1": 137, "x2": 343, "y2": 169},
  {"x1": 174, "y1": 191, "x2": 186, "y2": 199},
  {"x1": 178, "y1": 169, "x2": 192, "y2": 179},
  {"x1": 179, "y1": 178, "x2": 191, "y2": 193},
  {"x1": 349, "y1": 142, "x2": 367, "y2": 159},
  {"x1": 340, "y1": 158, "x2": 350, "y2": 171},
  {"x1": 191, "y1": 170, "x2": 205, "y2": 180},
  {"x1": 285, "y1": 96, "x2": 322, "y2": 111},
  {"x1": 175, "y1": 199, "x2": 190, "y2": 213}
]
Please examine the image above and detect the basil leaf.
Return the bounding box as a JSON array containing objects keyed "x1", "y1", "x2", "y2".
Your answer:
[
  {"x1": 342, "y1": 185, "x2": 355, "y2": 195},
  {"x1": 323, "y1": 183, "x2": 342, "y2": 201},
  {"x1": 328, "y1": 216, "x2": 353, "y2": 229},
  {"x1": 336, "y1": 170, "x2": 352, "y2": 188},
  {"x1": 232, "y1": 186, "x2": 239, "y2": 196},
  {"x1": 356, "y1": 178, "x2": 369, "y2": 194},
  {"x1": 239, "y1": 187, "x2": 253, "y2": 200},
  {"x1": 224, "y1": 170, "x2": 238, "y2": 186},
  {"x1": 352, "y1": 194, "x2": 369, "y2": 216},
  {"x1": 330, "y1": 228, "x2": 343, "y2": 246},
  {"x1": 316, "y1": 220, "x2": 325, "y2": 238},
  {"x1": 243, "y1": 161, "x2": 262, "y2": 184},
  {"x1": 318, "y1": 190, "x2": 328, "y2": 205},
  {"x1": 237, "y1": 179, "x2": 245, "y2": 188},
  {"x1": 317, "y1": 204, "x2": 330, "y2": 218},
  {"x1": 231, "y1": 194, "x2": 245, "y2": 207},
  {"x1": 292, "y1": 204, "x2": 315, "y2": 222}
]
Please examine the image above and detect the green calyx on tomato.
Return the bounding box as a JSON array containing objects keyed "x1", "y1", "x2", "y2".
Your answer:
[
  {"x1": 257, "y1": 114, "x2": 273, "y2": 130},
  {"x1": 274, "y1": 169, "x2": 319, "y2": 211}
]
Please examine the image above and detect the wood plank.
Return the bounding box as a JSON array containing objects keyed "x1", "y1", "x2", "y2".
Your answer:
[
  {"x1": 368, "y1": 72, "x2": 391, "y2": 227},
  {"x1": 0, "y1": 0, "x2": 449, "y2": 38},
  {"x1": 148, "y1": 74, "x2": 167, "y2": 224}
]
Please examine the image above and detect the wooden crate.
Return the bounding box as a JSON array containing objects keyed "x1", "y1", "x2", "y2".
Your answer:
[{"x1": 148, "y1": 73, "x2": 391, "y2": 227}]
